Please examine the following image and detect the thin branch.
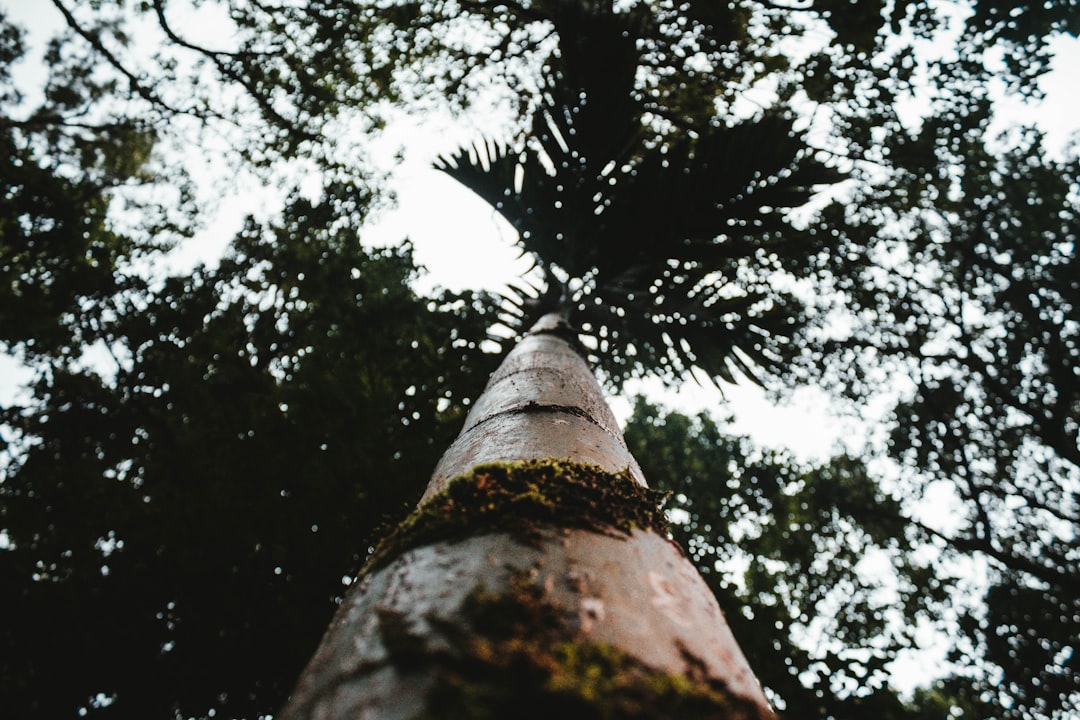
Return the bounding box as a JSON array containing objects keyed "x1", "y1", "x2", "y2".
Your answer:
[
  {"x1": 149, "y1": 0, "x2": 314, "y2": 141},
  {"x1": 911, "y1": 517, "x2": 1079, "y2": 596},
  {"x1": 49, "y1": 0, "x2": 185, "y2": 117},
  {"x1": 979, "y1": 480, "x2": 1080, "y2": 527},
  {"x1": 51, "y1": 0, "x2": 312, "y2": 142},
  {"x1": 150, "y1": 0, "x2": 275, "y2": 59},
  {"x1": 0, "y1": 114, "x2": 137, "y2": 132},
  {"x1": 755, "y1": 0, "x2": 818, "y2": 10},
  {"x1": 457, "y1": 0, "x2": 546, "y2": 23}
]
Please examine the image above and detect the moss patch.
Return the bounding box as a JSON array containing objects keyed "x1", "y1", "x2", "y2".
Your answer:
[
  {"x1": 363, "y1": 459, "x2": 670, "y2": 575},
  {"x1": 414, "y1": 574, "x2": 770, "y2": 720}
]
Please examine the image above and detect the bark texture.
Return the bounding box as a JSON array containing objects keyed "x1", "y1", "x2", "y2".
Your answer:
[
  {"x1": 426, "y1": 314, "x2": 645, "y2": 501},
  {"x1": 280, "y1": 314, "x2": 775, "y2": 719}
]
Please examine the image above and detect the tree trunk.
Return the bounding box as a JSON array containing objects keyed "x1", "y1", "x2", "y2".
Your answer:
[{"x1": 280, "y1": 314, "x2": 775, "y2": 719}]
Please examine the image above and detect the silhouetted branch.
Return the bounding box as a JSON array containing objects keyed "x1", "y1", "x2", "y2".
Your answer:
[{"x1": 50, "y1": 0, "x2": 185, "y2": 116}]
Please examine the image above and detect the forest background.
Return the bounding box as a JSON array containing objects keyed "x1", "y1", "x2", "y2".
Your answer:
[{"x1": 0, "y1": 1, "x2": 1077, "y2": 719}]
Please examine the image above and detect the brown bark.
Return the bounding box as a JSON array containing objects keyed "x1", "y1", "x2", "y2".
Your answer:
[
  {"x1": 279, "y1": 313, "x2": 775, "y2": 719},
  {"x1": 426, "y1": 313, "x2": 645, "y2": 501}
]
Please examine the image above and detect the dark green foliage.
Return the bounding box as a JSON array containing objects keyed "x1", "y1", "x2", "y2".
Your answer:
[
  {"x1": 964, "y1": 0, "x2": 1080, "y2": 90},
  {"x1": 437, "y1": 1, "x2": 842, "y2": 386},
  {"x1": 1, "y1": 128, "x2": 131, "y2": 354},
  {"x1": 0, "y1": 7, "x2": 180, "y2": 359},
  {"x1": 790, "y1": 81, "x2": 1080, "y2": 714},
  {"x1": 0, "y1": 180, "x2": 500, "y2": 718},
  {"x1": 814, "y1": 0, "x2": 886, "y2": 54}
]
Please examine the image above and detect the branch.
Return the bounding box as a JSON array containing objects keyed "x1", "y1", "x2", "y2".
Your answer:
[
  {"x1": 51, "y1": 0, "x2": 314, "y2": 143},
  {"x1": 979, "y1": 480, "x2": 1080, "y2": 527},
  {"x1": 149, "y1": 0, "x2": 315, "y2": 142},
  {"x1": 755, "y1": 0, "x2": 818, "y2": 10},
  {"x1": 49, "y1": 0, "x2": 185, "y2": 117},
  {"x1": 0, "y1": 114, "x2": 138, "y2": 133},
  {"x1": 911, "y1": 517, "x2": 1079, "y2": 596},
  {"x1": 456, "y1": 0, "x2": 546, "y2": 23},
  {"x1": 150, "y1": 0, "x2": 274, "y2": 59}
]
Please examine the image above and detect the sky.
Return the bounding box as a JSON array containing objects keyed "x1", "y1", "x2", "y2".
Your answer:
[
  {"x1": 2, "y1": 0, "x2": 1079, "y2": 462},
  {"x1": 0, "y1": 0, "x2": 859, "y2": 461}
]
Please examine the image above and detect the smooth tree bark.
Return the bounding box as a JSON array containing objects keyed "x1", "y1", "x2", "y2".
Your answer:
[{"x1": 279, "y1": 314, "x2": 774, "y2": 719}]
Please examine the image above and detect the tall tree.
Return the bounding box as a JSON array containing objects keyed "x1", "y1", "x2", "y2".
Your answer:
[
  {"x1": 276, "y1": 2, "x2": 1079, "y2": 715},
  {"x1": 278, "y1": 1, "x2": 838, "y2": 717},
  {"x1": 281, "y1": 314, "x2": 776, "y2": 719},
  {"x1": 4, "y1": 1, "x2": 1078, "y2": 718}
]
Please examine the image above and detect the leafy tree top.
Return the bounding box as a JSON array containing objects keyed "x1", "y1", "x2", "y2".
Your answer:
[{"x1": 436, "y1": 1, "x2": 843, "y2": 386}]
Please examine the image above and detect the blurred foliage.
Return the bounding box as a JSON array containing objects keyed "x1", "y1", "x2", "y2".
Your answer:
[
  {"x1": 625, "y1": 398, "x2": 938, "y2": 718},
  {"x1": 793, "y1": 95, "x2": 1080, "y2": 718}
]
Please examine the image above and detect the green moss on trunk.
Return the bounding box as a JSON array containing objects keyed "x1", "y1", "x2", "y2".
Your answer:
[
  {"x1": 307, "y1": 460, "x2": 774, "y2": 719},
  {"x1": 363, "y1": 460, "x2": 670, "y2": 575}
]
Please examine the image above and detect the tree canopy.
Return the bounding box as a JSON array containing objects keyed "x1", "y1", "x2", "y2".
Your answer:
[
  {"x1": 0, "y1": 179, "x2": 499, "y2": 717},
  {"x1": 794, "y1": 103, "x2": 1079, "y2": 719},
  {"x1": 1, "y1": 1, "x2": 1077, "y2": 719}
]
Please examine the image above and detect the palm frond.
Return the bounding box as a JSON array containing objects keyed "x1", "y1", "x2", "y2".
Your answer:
[{"x1": 434, "y1": 4, "x2": 840, "y2": 386}]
